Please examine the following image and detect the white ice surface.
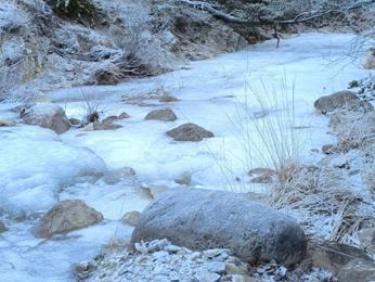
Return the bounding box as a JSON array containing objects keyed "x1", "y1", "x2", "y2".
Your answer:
[
  {"x1": 0, "y1": 33, "x2": 373, "y2": 281},
  {"x1": 57, "y1": 33, "x2": 372, "y2": 192},
  {"x1": 0, "y1": 125, "x2": 107, "y2": 216}
]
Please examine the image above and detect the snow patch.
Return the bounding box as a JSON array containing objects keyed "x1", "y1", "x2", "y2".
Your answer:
[{"x1": 0, "y1": 126, "x2": 107, "y2": 216}]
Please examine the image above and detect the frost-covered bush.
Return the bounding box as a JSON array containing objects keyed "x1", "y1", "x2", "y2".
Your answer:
[
  {"x1": 217, "y1": 0, "x2": 314, "y2": 20},
  {"x1": 102, "y1": 1, "x2": 175, "y2": 80},
  {"x1": 47, "y1": 0, "x2": 97, "y2": 20},
  {"x1": 215, "y1": 0, "x2": 374, "y2": 25},
  {"x1": 0, "y1": 34, "x2": 47, "y2": 102}
]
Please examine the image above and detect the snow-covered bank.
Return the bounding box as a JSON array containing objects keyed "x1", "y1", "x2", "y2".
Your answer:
[{"x1": 0, "y1": 33, "x2": 373, "y2": 281}]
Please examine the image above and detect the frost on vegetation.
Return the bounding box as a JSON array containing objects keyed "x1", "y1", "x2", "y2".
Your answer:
[
  {"x1": 270, "y1": 103, "x2": 375, "y2": 242},
  {"x1": 0, "y1": 0, "x2": 250, "y2": 101},
  {"x1": 47, "y1": 0, "x2": 98, "y2": 21},
  {"x1": 218, "y1": 0, "x2": 311, "y2": 19},
  {"x1": 0, "y1": 1, "x2": 29, "y2": 32},
  {"x1": 0, "y1": 2, "x2": 32, "y2": 102},
  {"x1": 0, "y1": 126, "x2": 107, "y2": 217},
  {"x1": 359, "y1": 75, "x2": 375, "y2": 101}
]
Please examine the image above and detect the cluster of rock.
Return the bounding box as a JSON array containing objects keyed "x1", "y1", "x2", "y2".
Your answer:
[
  {"x1": 15, "y1": 101, "x2": 216, "y2": 143},
  {"x1": 143, "y1": 107, "x2": 215, "y2": 142},
  {"x1": 75, "y1": 239, "x2": 253, "y2": 282},
  {"x1": 80, "y1": 115, "x2": 126, "y2": 131},
  {"x1": 75, "y1": 239, "x2": 333, "y2": 282}
]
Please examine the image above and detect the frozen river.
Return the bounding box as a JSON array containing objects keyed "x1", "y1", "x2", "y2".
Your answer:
[{"x1": 0, "y1": 33, "x2": 372, "y2": 281}]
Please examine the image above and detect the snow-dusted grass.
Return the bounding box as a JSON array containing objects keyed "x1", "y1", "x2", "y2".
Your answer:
[{"x1": 231, "y1": 76, "x2": 301, "y2": 184}]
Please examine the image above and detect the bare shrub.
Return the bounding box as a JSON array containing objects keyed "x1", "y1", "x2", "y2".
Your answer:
[
  {"x1": 0, "y1": 64, "x2": 18, "y2": 102},
  {"x1": 77, "y1": 89, "x2": 103, "y2": 125},
  {"x1": 329, "y1": 110, "x2": 375, "y2": 152},
  {"x1": 0, "y1": 1, "x2": 47, "y2": 102},
  {"x1": 0, "y1": 43, "x2": 45, "y2": 102},
  {"x1": 107, "y1": 2, "x2": 175, "y2": 79}
]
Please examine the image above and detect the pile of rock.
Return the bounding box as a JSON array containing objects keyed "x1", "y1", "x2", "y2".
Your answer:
[
  {"x1": 80, "y1": 112, "x2": 130, "y2": 131},
  {"x1": 75, "y1": 239, "x2": 253, "y2": 282},
  {"x1": 75, "y1": 239, "x2": 340, "y2": 282}
]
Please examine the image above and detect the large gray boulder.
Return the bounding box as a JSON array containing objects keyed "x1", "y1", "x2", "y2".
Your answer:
[
  {"x1": 35, "y1": 200, "x2": 103, "y2": 238},
  {"x1": 314, "y1": 90, "x2": 373, "y2": 114},
  {"x1": 131, "y1": 188, "x2": 307, "y2": 266},
  {"x1": 21, "y1": 103, "x2": 71, "y2": 134}
]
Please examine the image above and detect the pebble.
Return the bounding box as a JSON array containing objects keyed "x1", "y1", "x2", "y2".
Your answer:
[
  {"x1": 195, "y1": 271, "x2": 221, "y2": 282},
  {"x1": 207, "y1": 261, "x2": 226, "y2": 274},
  {"x1": 165, "y1": 244, "x2": 181, "y2": 254}
]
